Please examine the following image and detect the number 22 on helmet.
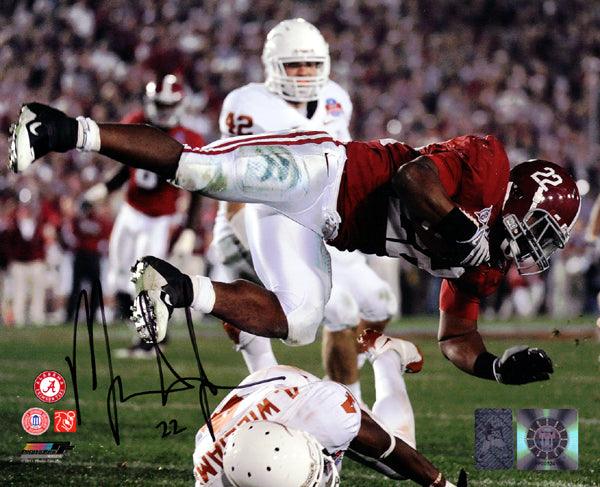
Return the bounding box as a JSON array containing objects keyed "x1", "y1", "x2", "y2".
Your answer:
[{"x1": 501, "y1": 159, "x2": 581, "y2": 275}]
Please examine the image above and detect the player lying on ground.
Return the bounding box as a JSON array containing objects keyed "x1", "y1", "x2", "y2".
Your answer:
[
  {"x1": 9, "y1": 103, "x2": 581, "y2": 385},
  {"x1": 191, "y1": 331, "x2": 465, "y2": 487}
]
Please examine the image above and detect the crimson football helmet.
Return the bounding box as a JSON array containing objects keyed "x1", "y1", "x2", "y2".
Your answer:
[
  {"x1": 143, "y1": 74, "x2": 185, "y2": 128},
  {"x1": 501, "y1": 160, "x2": 580, "y2": 275}
]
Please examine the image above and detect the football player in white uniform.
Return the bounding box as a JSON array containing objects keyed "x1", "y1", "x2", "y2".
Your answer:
[
  {"x1": 210, "y1": 18, "x2": 398, "y2": 405},
  {"x1": 192, "y1": 332, "x2": 465, "y2": 487}
]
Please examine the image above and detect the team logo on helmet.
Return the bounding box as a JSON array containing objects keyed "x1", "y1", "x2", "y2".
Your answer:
[{"x1": 33, "y1": 370, "x2": 66, "y2": 403}]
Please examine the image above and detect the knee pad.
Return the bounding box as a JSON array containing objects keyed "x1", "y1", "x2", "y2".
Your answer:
[
  {"x1": 323, "y1": 287, "x2": 360, "y2": 332},
  {"x1": 279, "y1": 292, "x2": 324, "y2": 347}
]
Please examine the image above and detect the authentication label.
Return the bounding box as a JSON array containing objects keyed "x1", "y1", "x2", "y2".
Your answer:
[
  {"x1": 517, "y1": 409, "x2": 578, "y2": 470},
  {"x1": 474, "y1": 408, "x2": 514, "y2": 469}
]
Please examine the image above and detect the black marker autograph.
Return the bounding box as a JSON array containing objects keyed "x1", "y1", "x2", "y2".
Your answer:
[{"x1": 64, "y1": 282, "x2": 284, "y2": 445}]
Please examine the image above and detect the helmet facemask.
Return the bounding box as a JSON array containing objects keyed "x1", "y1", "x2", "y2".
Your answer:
[
  {"x1": 502, "y1": 208, "x2": 568, "y2": 275},
  {"x1": 265, "y1": 57, "x2": 330, "y2": 102},
  {"x1": 144, "y1": 74, "x2": 185, "y2": 128}
]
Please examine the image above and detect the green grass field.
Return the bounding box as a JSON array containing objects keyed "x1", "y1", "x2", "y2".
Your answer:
[{"x1": 1, "y1": 316, "x2": 599, "y2": 486}]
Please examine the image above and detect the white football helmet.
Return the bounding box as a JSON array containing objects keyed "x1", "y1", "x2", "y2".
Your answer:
[
  {"x1": 223, "y1": 421, "x2": 340, "y2": 487},
  {"x1": 143, "y1": 74, "x2": 185, "y2": 128},
  {"x1": 262, "y1": 18, "x2": 330, "y2": 102}
]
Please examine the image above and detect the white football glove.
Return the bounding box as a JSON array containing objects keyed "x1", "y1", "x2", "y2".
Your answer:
[{"x1": 457, "y1": 225, "x2": 489, "y2": 267}]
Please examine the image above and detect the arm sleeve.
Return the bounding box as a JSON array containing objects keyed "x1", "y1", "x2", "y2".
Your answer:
[
  {"x1": 439, "y1": 278, "x2": 480, "y2": 321},
  {"x1": 422, "y1": 149, "x2": 463, "y2": 198}
]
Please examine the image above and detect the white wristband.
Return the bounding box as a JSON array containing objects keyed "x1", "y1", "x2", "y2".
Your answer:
[
  {"x1": 76, "y1": 116, "x2": 101, "y2": 152},
  {"x1": 190, "y1": 275, "x2": 216, "y2": 313}
]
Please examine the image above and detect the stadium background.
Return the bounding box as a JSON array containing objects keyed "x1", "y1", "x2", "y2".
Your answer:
[{"x1": 1, "y1": 1, "x2": 599, "y2": 486}]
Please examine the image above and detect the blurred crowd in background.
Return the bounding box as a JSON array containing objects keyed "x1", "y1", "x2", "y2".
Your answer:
[{"x1": 1, "y1": 0, "x2": 600, "y2": 326}]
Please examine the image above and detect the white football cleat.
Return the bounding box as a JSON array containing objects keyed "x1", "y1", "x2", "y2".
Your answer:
[
  {"x1": 9, "y1": 106, "x2": 37, "y2": 173},
  {"x1": 8, "y1": 102, "x2": 79, "y2": 173},
  {"x1": 358, "y1": 329, "x2": 424, "y2": 374},
  {"x1": 129, "y1": 256, "x2": 193, "y2": 343},
  {"x1": 130, "y1": 289, "x2": 172, "y2": 343}
]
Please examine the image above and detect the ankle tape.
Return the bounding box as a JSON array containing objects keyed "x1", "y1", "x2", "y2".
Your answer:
[{"x1": 76, "y1": 117, "x2": 101, "y2": 152}]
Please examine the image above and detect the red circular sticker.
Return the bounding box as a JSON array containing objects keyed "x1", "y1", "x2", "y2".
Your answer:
[
  {"x1": 33, "y1": 370, "x2": 66, "y2": 403},
  {"x1": 22, "y1": 407, "x2": 50, "y2": 435}
]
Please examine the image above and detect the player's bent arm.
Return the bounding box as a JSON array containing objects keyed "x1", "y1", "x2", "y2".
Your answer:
[
  {"x1": 438, "y1": 279, "x2": 554, "y2": 385},
  {"x1": 350, "y1": 411, "x2": 450, "y2": 487},
  {"x1": 98, "y1": 123, "x2": 183, "y2": 180},
  {"x1": 392, "y1": 156, "x2": 455, "y2": 226},
  {"x1": 438, "y1": 311, "x2": 491, "y2": 378}
]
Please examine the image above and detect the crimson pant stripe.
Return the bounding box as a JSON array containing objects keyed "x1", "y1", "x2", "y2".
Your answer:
[
  {"x1": 183, "y1": 136, "x2": 341, "y2": 156},
  {"x1": 204, "y1": 130, "x2": 331, "y2": 150}
]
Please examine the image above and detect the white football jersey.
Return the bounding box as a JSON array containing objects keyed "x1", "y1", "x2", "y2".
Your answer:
[
  {"x1": 218, "y1": 81, "x2": 352, "y2": 142},
  {"x1": 193, "y1": 365, "x2": 361, "y2": 486}
]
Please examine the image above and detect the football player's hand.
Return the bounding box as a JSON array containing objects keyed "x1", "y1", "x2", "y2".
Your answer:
[
  {"x1": 493, "y1": 345, "x2": 553, "y2": 385},
  {"x1": 456, "y1": 225, "x2": 489, "y2": 267}
]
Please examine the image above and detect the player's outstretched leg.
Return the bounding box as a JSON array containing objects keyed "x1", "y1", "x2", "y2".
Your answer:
[
  {"x1": 130, "y1": 256, "x2": 194, "y2": 343},
  {"x1": 358, "y1": 329, "x2": 423, "y2": 448},
  {"x1": 9, "y1": 103, "x2": 80, "y2": 173}
]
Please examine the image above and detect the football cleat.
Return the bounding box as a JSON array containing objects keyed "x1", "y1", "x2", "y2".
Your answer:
[
  {"x1": 358, "y1": 329, "x2": 424, "y2": 374},
  {"x1": 129, "y1": 256, "x2": 193, "y2": 343},
  {"x1": 8, "y1": 103, "x2": 78, "y2": 173}
]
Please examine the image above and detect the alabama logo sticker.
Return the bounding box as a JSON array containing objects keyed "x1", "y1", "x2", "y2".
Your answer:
[
  {"x1": 33, "y1": 370, "x2": 66, "y2": 403},
  {"x1": 22, "y1": 408, "x2": 50, "y2": 435}
]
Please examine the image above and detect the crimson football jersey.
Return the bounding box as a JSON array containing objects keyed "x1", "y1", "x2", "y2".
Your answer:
[
  {"x1": 120, "y1": 110, "x2": 205, "y2": 217},
  {"x1": 332, "y1": 134, "x2": 510, "y2": 308}
]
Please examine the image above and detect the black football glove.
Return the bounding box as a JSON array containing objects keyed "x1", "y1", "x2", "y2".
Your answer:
[{"x1": 493, "y1": 345, "x2": 553, "y2": 385}]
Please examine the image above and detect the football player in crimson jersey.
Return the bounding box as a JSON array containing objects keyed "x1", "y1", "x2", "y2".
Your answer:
[
  {"x1": 80, "y1": 74, "x2": 205, "y2": 357},
  {"x1": 9, "y1": 104, "x2": 581, "y2": 385},
  {"x1": 212, "y1": 18, "x2": 398, "y2": 405}
]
